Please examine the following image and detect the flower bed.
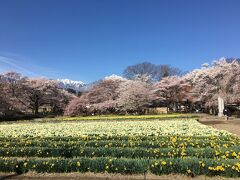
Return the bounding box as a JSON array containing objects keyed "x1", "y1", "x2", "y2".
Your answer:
[{"x1": 0, "y1": 119, "x2": 239, "y2": 177}]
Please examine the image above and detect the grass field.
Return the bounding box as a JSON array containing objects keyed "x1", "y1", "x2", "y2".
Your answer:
[{"x1": 0, "y1": 115, "x2": 239, "y2": 177}]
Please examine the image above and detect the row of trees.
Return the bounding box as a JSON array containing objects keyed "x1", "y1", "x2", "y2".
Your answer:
[
  {"x1": 1, "y1": 58, "x2": 240, "y2": 118},
  {"x1": 64, "y1": 74, "x2": 154, "y2": 115},
  {"x1": 65, "y1": 59, "x2": 240, "y2": 116},
  {"x1": 0, "y1": 72, "x2": 74, "y2": 119}
]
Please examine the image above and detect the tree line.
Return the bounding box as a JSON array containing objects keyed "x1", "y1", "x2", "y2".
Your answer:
[
  {"x1": 1, "y1": 58, "x2": 240, "y2": 119},
  {"x1": 65, "y1": 58, "x2": 240, "y2": 116},
  {"x1": 0, "y1": 72, "x2": 74, "y2": 119}
]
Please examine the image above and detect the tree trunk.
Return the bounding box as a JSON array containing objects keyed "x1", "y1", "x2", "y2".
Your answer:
[
  {"x1": 173, "y1": 102, "x2": 178, "y2": 112},
  {"x1": 189, "y1": 102, "x2": 193, "y2": 113},
  {"x1": 34, "y1": 97, "x2": 39, "y2": 115}
]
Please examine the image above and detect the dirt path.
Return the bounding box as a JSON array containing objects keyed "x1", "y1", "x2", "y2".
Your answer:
[
  {"x1": 1, "y1": 173, "x2": 240, "y2": 180},
  {"x1": 198, "y1": 114, "x2": 240, "y2": 137}
]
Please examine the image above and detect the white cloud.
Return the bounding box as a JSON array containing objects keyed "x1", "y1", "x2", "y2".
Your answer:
[
  {"x1": 0, "y1": 56, "x2": 39, "y2": 75},
  {"x1": 0, "y1": 53, "x2": 58, "y2": 78}
]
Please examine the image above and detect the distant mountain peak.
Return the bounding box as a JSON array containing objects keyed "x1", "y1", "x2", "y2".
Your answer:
[
  {"x1": 57, "y1": 79, "x2": 85, "y2": 92},
  {"x1": 104, "y1": 74, "x2": 126, "y2": 81}
]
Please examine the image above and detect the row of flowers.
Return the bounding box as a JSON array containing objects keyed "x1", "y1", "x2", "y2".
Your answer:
[
  {"x1": 0, "y1": 145, "x2": 239, "y2": 159},
  {"x1": 1, "y1": 137, "x2": 238, "y2": 149},
  {"x1": 0, "y1": 119, "x2": 232, "y2": 138},
  {"x1": 59, "y1": 114, "x2": 197, "y2": 121},
  {"x1": 0, "y1": 157, "x2": 239, "y2": 176}
]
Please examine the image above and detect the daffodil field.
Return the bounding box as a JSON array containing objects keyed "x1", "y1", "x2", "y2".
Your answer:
[
  {"x1": 56, "y1": 114, "x2": 197, "y2": 121},
  {"x1": 30, "y1": 113, "x2": 197, "y2": 122},
  {"x1": 0, "y1": 118, "x2": 240, "y2": 177}
]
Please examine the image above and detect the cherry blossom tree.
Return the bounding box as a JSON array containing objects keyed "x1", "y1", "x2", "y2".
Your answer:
[
  {"x1": 0, "y1": 74, "x2": 11, "y2": 117},
  {"x1": 83, "y1": 78, "x2": 123, "y2": 104},
  {"x1": 153, "y1": 76, "x2": 191, "y2": 112},
  {"x1": 64, "y1": 97, "x2": 90, "y2": 116},
  {"x1": 23, "y1": 78, "x2": 74, "y2": 115},
  {"x1": 218, "y1": 60, "x2": 240, "y2": 104},
  {"x1": 91, "y1": 100, "x2": 117, "y2": 114},
  {"x1": 64, "y1": 77, "x2": 126, "y2": 115},
  {"x1": 116, "y1": 78, "x2": 152, "y2": 113},
  {"x1": 184, "y1": 58, "x2": 240, "y2": 112},
  {"x1": 0, "y1": 72, "x2": 74, "y2": 116},
  {"x1": 0, "y1": 72, "x2": 28, "y2": 114}
]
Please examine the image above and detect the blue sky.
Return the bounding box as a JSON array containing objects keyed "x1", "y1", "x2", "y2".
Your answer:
[{"x1": 0, "y1": 0, "x2": 240, "y2": 83}]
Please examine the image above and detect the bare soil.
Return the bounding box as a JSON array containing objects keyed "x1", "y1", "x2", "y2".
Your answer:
[
  {"x1": 1, "y1": 172, "x2": 240, "y2": 180},
  {"x1": 198, "y1": 114, "x2": 240, "y2": 137}
]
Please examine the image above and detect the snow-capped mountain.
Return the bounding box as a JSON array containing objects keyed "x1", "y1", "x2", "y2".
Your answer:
[
  {"x1": 57, "y1": 79, "x2": 85, "y2": 92},
  {"x1": 104, "y1": 74, "x2": 126, "y2": 81},
  {"x1": 57, "y1": 75, "x2": 125, "y2": 93}
]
